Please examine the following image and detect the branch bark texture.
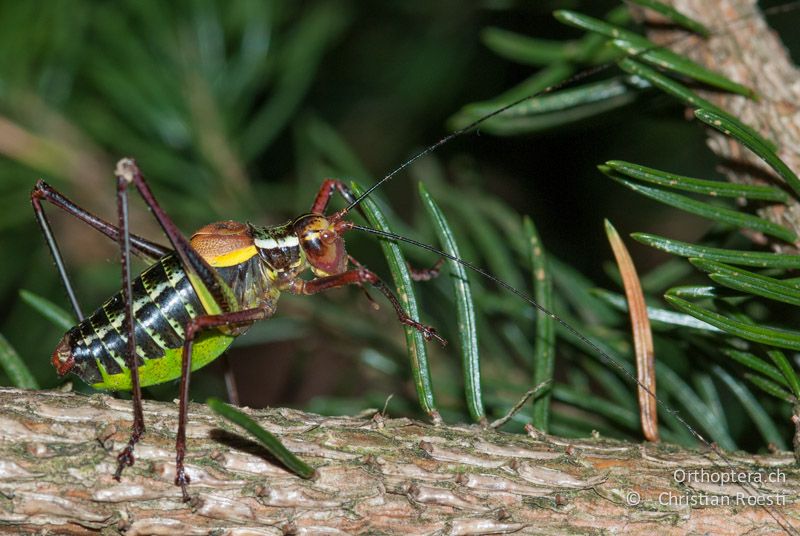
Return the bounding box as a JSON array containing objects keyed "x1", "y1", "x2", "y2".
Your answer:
[
  {"x1": 649, "y1": 0, "x2": 800, "y2": 248},
  {"x1": 0, "y1": 388, "x2": 798, "y2": 534}
]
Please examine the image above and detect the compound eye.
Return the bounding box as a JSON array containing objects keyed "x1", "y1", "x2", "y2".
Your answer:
[{"x1": 321, "y1": 230, "x2": 335, "y2": 243}]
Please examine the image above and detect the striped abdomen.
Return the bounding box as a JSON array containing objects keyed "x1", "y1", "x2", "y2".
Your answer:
[{"x1": 52, "y1": 253, "x2": 237, "y2": 390}]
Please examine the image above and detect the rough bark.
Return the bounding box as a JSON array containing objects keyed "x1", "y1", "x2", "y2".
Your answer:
[
  {"x1": 645, "y1": 0, "x2": 800, "y2": 249},
  {"x1": 0, "y1": 387, "x2": 798, "y2": 535}
]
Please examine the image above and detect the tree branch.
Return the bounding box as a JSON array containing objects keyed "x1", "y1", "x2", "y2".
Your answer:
[{"x1": 0, "y1": 388, "x2": 797, "y2": 534}]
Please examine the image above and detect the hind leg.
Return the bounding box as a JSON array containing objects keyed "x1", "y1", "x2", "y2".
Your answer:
[{"x1": 112, "y1": 172, "x2": 146, "y2": 480}]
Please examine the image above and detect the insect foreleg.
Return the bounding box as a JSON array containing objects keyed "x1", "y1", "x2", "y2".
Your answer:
[
  {"x1": 311, "y1": 179, "x2": 444, "y2": 282},
  {"x1": 310, "y1": 179, "x2": 377, "y2": 224},
  {"x1": 288, "y1": 265, "x2": 446, "y2": 347},
  {"x1": 311, "y1": 178, "x2": 358, "y2": 214},
  {"x1": 174, "y1": 306, "x2": 271, "y2": 501}
]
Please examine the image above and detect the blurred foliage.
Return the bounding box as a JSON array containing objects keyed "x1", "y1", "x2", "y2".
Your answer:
[
  {"x1": 2, "y1": 0, "x2": 800, "y2": 455},
  {"x1": 448, "y1": 0, "x2": 800, "y2": 452}
]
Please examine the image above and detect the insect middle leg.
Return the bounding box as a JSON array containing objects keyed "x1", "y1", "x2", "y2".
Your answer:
[
  {"x1": 31, "y1": 180, "x2": 170, "y2": 259},
  {"x1": 31, "y1": 180, "x2": 171, "y2": 320},
  {"x1": 173, "y1": 306, "x2": 270, "y2": 500}
]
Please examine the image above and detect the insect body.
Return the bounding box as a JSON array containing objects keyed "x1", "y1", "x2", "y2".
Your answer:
[
  {"x1": 33, "y1": 166, "x2": 441, "y2": 499},
  {"x1": 51, "y1": 249, "x2": 236, "y2": 390},
  {"x1": 52, "y1": 216, "x2": 338, "y2": 390}
]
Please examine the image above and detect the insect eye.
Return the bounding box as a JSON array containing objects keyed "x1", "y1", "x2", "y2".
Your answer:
[{"x1": 321, "y1": 230, "x2": 335, "y2": 243}]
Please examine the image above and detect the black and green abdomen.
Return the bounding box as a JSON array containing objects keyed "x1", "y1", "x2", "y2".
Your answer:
[{"x1": 57, "y1": 253, "x2": 237, "y2": 391}]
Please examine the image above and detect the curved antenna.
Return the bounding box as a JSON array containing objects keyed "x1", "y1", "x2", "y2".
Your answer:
[
  {"x1": 351, "y1": 226, "x2": 704, "y2": 436},
  {"x1": 342, "y1": 63, "x2": 608, "y2": 214},
  {"x1": 342, "y1": 1, "x2": 800, "y2": 215},
  {"x1": 350, "y1": 222, "x2": 797, "y2": 534},
  {"x1": 341, "y1": 5, "x2": 800, "y2": 532}
]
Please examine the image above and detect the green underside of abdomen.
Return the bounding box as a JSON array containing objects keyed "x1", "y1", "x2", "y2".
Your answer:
[{"x1": 91, "y1": 331, "x2": 236, "y2": 391}]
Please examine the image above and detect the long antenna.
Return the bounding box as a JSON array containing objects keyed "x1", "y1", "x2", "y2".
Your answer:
[
  {"x1": 352, "y1": 225, "x2": 699, "y2": 431},
  {"x1": 341, "y1": 4, "x2": 800, "y2": 533},
  {"x1": 343, "y1": 1, "x2": 800, "y2": 214},
  {"x1": 351, "y1": 223, "x2": 799, "y2": 535}
]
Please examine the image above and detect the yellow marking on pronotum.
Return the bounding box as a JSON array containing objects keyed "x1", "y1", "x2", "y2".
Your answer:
[
  {"x1": 208, "y1": 245, "x2": 258, "y2": 268},
  {"x1": 93, "y1": 332, "x2": 236, "y2": 391}
]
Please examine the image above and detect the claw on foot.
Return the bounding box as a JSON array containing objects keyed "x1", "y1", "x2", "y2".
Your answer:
[
  {"x1": 404, "y1": 319, "x2": 447, "y2": 347},
  {"x1": 112, "y1": 427, "x2": 143, "y2": 481},
  {"x1": 114, "y1": 446, "x2": 135, "y2": 481},
  {"x1": 175, "y1": 466, "x2": 192, "y2": 502},
  {"x1": 423, "y1": 326, "x2": 447, "y2": 347}
]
